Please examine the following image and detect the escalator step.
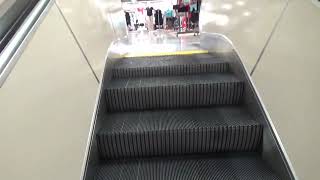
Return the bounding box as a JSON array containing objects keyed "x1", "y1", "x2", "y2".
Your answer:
[
  {"x1": 112, "y1": 55, "x2": 229, "y2": 78},
  {"x1": 94, "y1": 153, "x2": 280, "y2": 180},
  {"x1": 105, "y1": 73, "x2": 244, "y2": 112},
  {"x1": 97, "y1": 107, "x2": 262, "y2": 159}
]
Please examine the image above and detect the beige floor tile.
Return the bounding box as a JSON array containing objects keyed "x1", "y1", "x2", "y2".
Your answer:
[
  {"x1": 0, "y1": 4, "x2": 98, "y2": 180},
  {"x1": 201, "y1": 0, "x2": 287, "y2": 72},
  {"x1": 253, "y1": 1, "x2": 320, "y2": 179},
  {"x1": 55, "y1": 0, "x2": 126, "y2": 79}
]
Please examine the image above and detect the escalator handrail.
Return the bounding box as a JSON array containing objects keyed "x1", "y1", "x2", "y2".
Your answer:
[{"x1": 0, "y1": 0, "x2": 53, "y2": 87}]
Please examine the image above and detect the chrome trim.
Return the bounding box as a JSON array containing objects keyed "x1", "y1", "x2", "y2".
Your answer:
[
  {"x1": 0, "y1": 0, "x2": 16, "y2": 17},
  {"x1": 312, "y1": 0, "x2": 320, "y2": 8},
  {"x1": 0, "y1": 0, "x2": 53, "y2": 87},
  {"x1": 202, "y1": 32, "x2": 298, "y2": 179}
]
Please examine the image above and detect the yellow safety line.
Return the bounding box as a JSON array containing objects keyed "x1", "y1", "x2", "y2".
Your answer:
[{"x1": 124, "y1": 50, "x2": 209, "y2": 58}]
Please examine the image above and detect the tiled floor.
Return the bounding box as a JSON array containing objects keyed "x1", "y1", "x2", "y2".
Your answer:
[
  {"x1": 251, "y1": 1, "x2": 320, "y2": 179},
  {"x1": 112, "y1": 31, "x2": 202, "y2": 57},
  {"x1": 201, "y1": 0, "x2": 288, "y2": 73},
  {"x1": 55, "y1": 0, "x2": 127, "y2": 80}
]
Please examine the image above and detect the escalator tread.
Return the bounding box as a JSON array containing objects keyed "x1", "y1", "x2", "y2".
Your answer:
[
  {"x1": 108, "y1": 73, "x2": 240, "y2": 89},
  {"x1": 100, "y1": 106, "x2": 258, "y2": 133},
  {"x1": 97, "y1": 107, "x2": 262, "y2": 159},
  {"x1": 94, "y1": 153, "x2": 280, "y2": 180},
  {"x1": 113, "y1": 53, "x2": 224, "y2": 67},
  {"x1": 112, "y1": 55, "x2": 226, "y2": 69},
  {"x1": 112, "y1": 54, "x2": 230, "y2": 78},
  {"x1": 105, "y1": 73, "x2": 244, "y2": 112},
  {"x1": 90, "y1": 52, "x2": 282, "y2": 179}
]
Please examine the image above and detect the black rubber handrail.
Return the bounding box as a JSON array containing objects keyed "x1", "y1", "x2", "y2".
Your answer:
[
  {"x1": 0, "y1": 0, "x2": 52, "y2": 87},
  {"x1": 0, "y1": 0, "x2": 39, "y2": 54}
]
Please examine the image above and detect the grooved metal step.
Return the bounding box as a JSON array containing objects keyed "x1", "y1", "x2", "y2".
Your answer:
[
  {"x1": 97, "y1": 107, "x2": 262, "y2": 159},
  {"x1": 105, "y1": 73, "x2": 244, "y2": 112},
  {"x1": 89, "y1": 52, "x2": 283, "y2": 180},
  {"x1": 94, "y1": 153, "x2": 280, "y2": 180},
  {"x1": 112, "y1": 55, "x2": 229, "y2": 78}
]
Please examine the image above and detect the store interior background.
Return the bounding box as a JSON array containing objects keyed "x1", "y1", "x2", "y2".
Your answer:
[
  {"x1": 122, "y1": 0, "x2": 200, "y2": 33},
  {"x1": 1, "y1": 0, "x2": 320, "y2": 180},
  {"x1": 117, "y1": 0, "x2": 202, "y2": 57}
]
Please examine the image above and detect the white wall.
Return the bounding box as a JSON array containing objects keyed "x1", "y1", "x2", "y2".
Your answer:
[
  {"x1": 0, "y1": 4, "x2": 98, "y2": 180},
  {"x1": 252, "y1": 1, "x2": 320, "y2": 179},
  {"x1": 0, "y1": 0, "x2": 15, "y2": 17},
  {"x1": 202, "y1": 0, "x2": 320, "y2": 179}
]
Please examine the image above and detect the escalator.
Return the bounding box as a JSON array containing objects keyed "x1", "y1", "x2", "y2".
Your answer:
[{"x1": 83, "y1": 34, "x2": 295, "y2": 180}]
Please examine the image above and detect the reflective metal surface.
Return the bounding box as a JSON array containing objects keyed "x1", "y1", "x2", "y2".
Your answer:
[
  {"x1": 0, "y1": 0, "x2": 34, "y2": 39},
  {"x1": 200, "y1": 33, "x2": 296, "y2": 179},
  {"x1": 0, "y1": 0, "x2": 15, "y2": 17},
  {"x1": 0, "y1": 0, "x2": 52, "y2": 87},
  {"x1": 112, "y1": 31, "x2": 201, "y2": 57},
  {"x1": 0, "y1": 0, "x2": 40, "y2": 52}
]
